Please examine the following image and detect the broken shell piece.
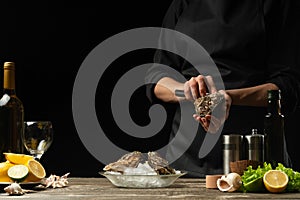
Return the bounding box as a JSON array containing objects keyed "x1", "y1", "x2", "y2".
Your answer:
[
  {"x1": 217, "y1": 173, "x2": 242, "y2": 192},
  {"x1": 194, "y1": 92, "x2": 224, "y2": 117}
]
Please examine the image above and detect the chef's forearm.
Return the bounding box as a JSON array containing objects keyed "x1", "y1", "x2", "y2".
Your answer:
[
  {"x1": 226, "y1": 83, "x2": 279, "y2": 107},
  {"x1": 154, "y1": 77, "x2": 184, "y2": 103}
]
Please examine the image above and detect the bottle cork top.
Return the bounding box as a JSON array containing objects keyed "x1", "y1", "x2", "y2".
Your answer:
[{"x1": 4, "y1": 62, "x2": 15, "y2": 70}]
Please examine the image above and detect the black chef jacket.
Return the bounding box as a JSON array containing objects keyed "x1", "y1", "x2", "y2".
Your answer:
[{"x1": 146, "y1": 0, "x2": 300, "y2": 177}]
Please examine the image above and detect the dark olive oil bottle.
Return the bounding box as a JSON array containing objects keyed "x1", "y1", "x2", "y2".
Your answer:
[{"x1": 264, "y1": 90, "x2": 289, "y2": 167}]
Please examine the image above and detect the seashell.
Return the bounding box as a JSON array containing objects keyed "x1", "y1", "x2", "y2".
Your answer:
[
  {"x1": 4, "y1": 183, "x2": 25, "y2": 195},
  {"x1": 42, "y1": 173, "x2": 70, "y2": 188},
  {"x1": 217, "y1": 172, "x2": 242, "y2": 192}
]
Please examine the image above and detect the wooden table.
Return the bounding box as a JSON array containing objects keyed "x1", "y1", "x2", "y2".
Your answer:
[{"x1": 1, "y1": 178, "x2": 300, "y2": 199}]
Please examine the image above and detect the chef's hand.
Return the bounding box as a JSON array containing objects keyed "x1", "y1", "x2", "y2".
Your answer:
[
  {"x1": 193, "y1": 90, "x2": 232, "y2": 133},
  {"x1": 183, "y1": 75, "x2": 217, "y2": 101}
]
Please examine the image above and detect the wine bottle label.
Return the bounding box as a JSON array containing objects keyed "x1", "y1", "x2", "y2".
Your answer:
[{"x1": 0, "y1": 94, "x2": 11, "y2": 106}]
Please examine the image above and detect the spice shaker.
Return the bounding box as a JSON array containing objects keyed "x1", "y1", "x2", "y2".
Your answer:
[
  {"x1": 223, "y1": 134, "x2": 243, "y2": 175},
  {"x1": 245, "y1": 129, "x2": 264, "y2": 162}
]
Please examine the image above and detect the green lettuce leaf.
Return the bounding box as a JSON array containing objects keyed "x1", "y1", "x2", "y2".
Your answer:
[
  {"x1": 242, "y1": 162, "x2": 272, "y2": 184},
  {"x1": 276, "y1": 163, "x2": 300, "y2": 192}
]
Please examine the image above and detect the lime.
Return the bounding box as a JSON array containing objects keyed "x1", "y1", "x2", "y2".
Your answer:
[
  {"x1": 3, "y1": 152, "x2": 34, "y2": 165},
  {"x1": 243, "y1": 177, "x2": 266, "y2": 192},
  {"x1": 263, "y1": 170, "x2": 288, "y2": 193},
  {"x1": 24, "y1": 159, "x2": 46, "y2": 182},
  {"x1": 7, "y1": 164, "x2": 29, "y2": 182}
]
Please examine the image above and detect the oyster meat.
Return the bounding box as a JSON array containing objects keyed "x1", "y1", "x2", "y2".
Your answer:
[
  {"x1": 103, "y1": 151, "x2": 143, "y2": 173},
  {"x1": 194, "y1": 92, "x2": 224, "y2": 117}
]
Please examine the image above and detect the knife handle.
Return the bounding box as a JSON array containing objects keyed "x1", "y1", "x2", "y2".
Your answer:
[
  {"x1": 175, "y1": 89, "x2": 210, "y2": 98},
  {"x1": 175, "y1": 89, "x2": 185, "y2": 97}
]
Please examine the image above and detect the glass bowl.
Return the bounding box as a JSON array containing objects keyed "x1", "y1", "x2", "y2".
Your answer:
[{"x1": 99, "y1": 171, "x2": 187, "y2": 188}]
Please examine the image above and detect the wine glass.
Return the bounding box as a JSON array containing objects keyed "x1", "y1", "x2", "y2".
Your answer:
[{"x1": 23, "y1": 121, "x2": 53, "y2": 160}]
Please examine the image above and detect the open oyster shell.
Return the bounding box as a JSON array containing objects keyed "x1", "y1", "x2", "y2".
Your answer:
[
  {"x1": 103, "y1": 151, "x2": 143, "y2": 173},
  {"x1": 148, "y1": 151, "x2": 175, "y2": 175},
  {"x1": 194, "y1": 92, "x2": 224, "y2": 117}
]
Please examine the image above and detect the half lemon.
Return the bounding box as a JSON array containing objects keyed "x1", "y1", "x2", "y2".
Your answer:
[
  {"x1": 24, "y1": 159, "x2": 46, "y2": 182},
  {"x1": 263, "y1": 170, "x2": 288, "y2": 193}
]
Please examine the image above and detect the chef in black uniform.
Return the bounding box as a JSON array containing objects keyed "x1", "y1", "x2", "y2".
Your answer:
[{"x1": 146, "y1": 0, "x2": 300, "y2": 177}]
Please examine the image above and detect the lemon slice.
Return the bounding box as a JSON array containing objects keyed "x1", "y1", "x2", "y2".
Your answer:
[
  {"x1": 7, "y1": 165, "x2": 29, "y2": 182},
  {"x1": 263, "y1": 170, "x2": 288, "y2": 193},
  {"x1": 24, "y1": 159, "x2": 46, "y2": 182},
  {"x1": 3, "y1": 152, "x2": 34, "y2": 164}
]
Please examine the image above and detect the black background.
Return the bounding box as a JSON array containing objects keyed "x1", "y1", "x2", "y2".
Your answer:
[
  {"x1": 0, "y1": 0, "x2": 174, "y2": 177},
  {"x1": 1, "y1": 1, "x2": 299, "y2": 177}
]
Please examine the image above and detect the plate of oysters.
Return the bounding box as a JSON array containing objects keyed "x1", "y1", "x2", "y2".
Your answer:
[{"x1": 99, "y1": 151, "x2": 187, "y2": 188}]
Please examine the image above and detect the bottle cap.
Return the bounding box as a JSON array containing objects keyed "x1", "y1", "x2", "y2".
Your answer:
[
  {"x1": 251, "y1": 129, "x2": 258, "y2": 135},
  {"x1": 4, "y1": 62, "x2": 15, "y2": 70}
]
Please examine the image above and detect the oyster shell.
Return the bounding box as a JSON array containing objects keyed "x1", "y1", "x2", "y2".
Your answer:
[
  {"x1": 103, "y1": 151, "x2": 176, "y2": 175},
  {"x1": 103, "y1": 151, "x2": 143, "y2": 173},
  {"x1": 194, "y1": 92, "x2": 224, "y2": 117},
  {"x1": 147, "y1": 151, "x2": 175, "y2": 175}
]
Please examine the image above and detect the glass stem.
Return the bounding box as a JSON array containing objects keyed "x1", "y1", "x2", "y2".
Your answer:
[{"x1": 34, "y1": 154, "x2": 42, "y2": 161}]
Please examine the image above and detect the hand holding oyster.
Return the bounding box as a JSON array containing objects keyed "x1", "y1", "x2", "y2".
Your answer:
[
  {"x1": 175, "y1": 89, "x2": 225, "y2": 117},
  {"x1": 175, "y1": 90, "x2": 226, "y2": 133}
]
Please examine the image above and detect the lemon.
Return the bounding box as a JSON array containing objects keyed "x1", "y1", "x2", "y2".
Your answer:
[
  {"x1": 7, "y1": 164, "x2": 29, "y2": 182},
  {"x1": 24, "y1": 159, "x2": 46, "y2": 182},
  {"x1": 243, "y1": 177, "x2": 266, "y2": 192},
  {"x1": 3, "y1": 152, "x2": 34, "y2": 165},
  {"x1": 263, "y1": 170, "x2": 288, "y2": 193},
  {"x1": 0, "y1": 161, "x2": 14, "y2": 182}
]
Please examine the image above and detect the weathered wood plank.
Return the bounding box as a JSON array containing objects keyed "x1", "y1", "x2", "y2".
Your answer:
[{"x1": 0, "y1": 178, "x2": 299, "y2": 199}]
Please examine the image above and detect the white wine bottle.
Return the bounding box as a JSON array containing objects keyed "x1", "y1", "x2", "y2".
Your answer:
[{"x1": 0, "y1": 62, "x2": 24, "y2": 161}]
